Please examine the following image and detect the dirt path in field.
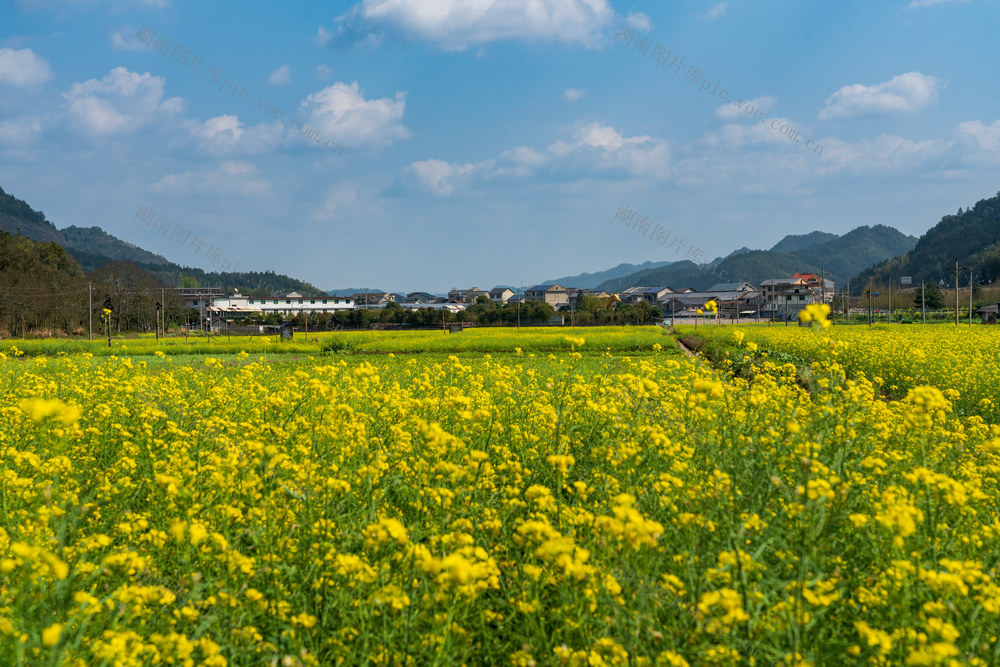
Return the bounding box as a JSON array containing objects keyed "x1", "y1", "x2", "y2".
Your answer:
[{"x1": 668, "y1": 328, "x2": 695, "y2": 358}]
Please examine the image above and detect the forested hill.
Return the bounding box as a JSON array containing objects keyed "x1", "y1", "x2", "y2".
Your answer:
[
  {"x1": 769, "y1": 231, "x2": 838, "y2": 254},
  {"x1": 852, "y1": 191, "x2": 1000, "y2": 291},
  {"x1": 543, "y1": 261, "x2": 673, "y2": 289},
  {"x1": 0, "y1": 186, "x2": 326, "y2": 295},
  {"x1": 596, "y1": 225, "x2": 917, "y2": 291},
  {"x1": 0, "y1": 231, "x2": 85, "y2": 333},
  {"x1": 60, "y1": 226, "x2": 171, "y2": 271},
  {"x1": 0, "y1": 186, "x2": 64, "y2": 243}
]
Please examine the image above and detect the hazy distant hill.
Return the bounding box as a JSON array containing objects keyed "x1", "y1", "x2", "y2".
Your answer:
[
  {"x1": 0, "y1": 186, "x2": 326, "y2": 295},
  {"x1": 853, "y1": 191, "x2": 1000, "y2": 292},
  {"x1": 597, "y1": 225, "x2": 917, "y2": 292},
  {"x1": 61, "y1": 225, "x2": 171, "y2": 271},
  {"x1": 543, "y1": 260, "x2": 672, "y2": 289},
  {"x1": 0, "y1": 186, "x2": 65, "y2": 244},
  {"x1": 797, "y1": 225, "x2": 918, "y2": 279},
  {"x1": 326, "y1": 288, "x2": 388, "y2": 297},
  {"x1": 770, "y1": 231, "x2": 838, "y2": 254}
]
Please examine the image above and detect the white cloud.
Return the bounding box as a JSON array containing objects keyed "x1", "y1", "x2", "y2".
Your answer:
[
  {"x1": 562, "y1": 88, "x2": 585, "y2": 102},
  {"x1": 109, "y1": 27, "x2": 150, "y2": 51},
  {"x1": 493, "y1": 145, "x2": 549, "y2": 178},
  {"x1": 62, "y1": 66, "x2": 182, "y2": 136},
  {"x1": 193, "y1": 115, "x2": 244, "y2": 142},
  {"x1": 698, "y1": 3, "x2": 728, "y2": 20},
  {"x1": 312, "y1": 182, "x2": 359, "y2": 221},
  {"x1": 315, "y1": 65, "x2": 333, "y2": 80},
  {"x1": 714, "y1": 95, "x2": 775, "y2": 120},
  {"x1": 908, "y1": 0, "x2": 969, "y2": 8},
  {"x1": 701, "y1": 116, "x2": 804, "y2": 151},
  {"x1": 0, "y1": 48, "x2": 53, "y2": 86},
  {"x1": 150, "y1": 161, "x2": 273, "y2": 197},
  {"x1": 408, "y1": 159, "x2": 492, "y2": 196},
  {"x1": 0, "y1": 119, "x2": 42, "y2": 147},
  {"x1": 300, "y1": 81, "x2": 408, "y2": 148},
  {"x1": 408, "y1": 121, "x2": 669, "y2": 196},
  {"x1": 547, "y1": 121, "x2": 670, "y2": 175},
  {"x1": 500, "y1": 145, "x2": 548, "y2": 166},
  {"x1": 314, "y1": 25, "x2": 334, "y2": 46},
  {"x1": 956, "y1": 119, "x2": 1000, "y2": 151},
  {"x1": 346, "y1": 0, "x2": 614, "y2": 50},
  {"x1": 813, "y1": 134, "x2": 952, "y2": 172},
  {"x1": 625, "y1": 11, "x2": 651, "y2": 31},
  {"x1": 268, "y1": 66, "x2": 291, "y2": 86},
  {"x1": 184, "y1": 114, "x2": 287, "y2": 155},
  {"x1": 819, "y1": 72, "x2": 941, "y2": 120}
]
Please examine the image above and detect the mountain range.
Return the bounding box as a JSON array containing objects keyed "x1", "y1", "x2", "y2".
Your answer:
[
  {"x1": 4, "y1": 183, "x2": 999, "y2": 299},
  {"x1": 594, "y1": 225, "x2": 919, "y2": 293},
  {"x1": 852, "y1": 191, "x2": 1000, "y2": 291},
  {"x1": 543, "y1": 261, "x2": 673, "y2": 290},
  {"x1": 0, "y1": 186, "x2": 324, "y2": 296}
]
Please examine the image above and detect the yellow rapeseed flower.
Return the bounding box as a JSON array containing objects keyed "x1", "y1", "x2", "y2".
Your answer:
[{"x1": 42, "y1": 623, "x2": 62, "y2": 647}]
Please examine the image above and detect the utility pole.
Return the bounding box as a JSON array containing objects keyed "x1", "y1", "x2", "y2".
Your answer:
[
  {"x1": 821, "y1": 267, "x2": 826, "y2": 308},
  {"x1": 161, "y1": 287, "x2": 165, "y2": 338},
  {"x1": 867, "y1": 284, "x2": 872, "y2": 326},
  {"x1": 922, "y1": 280, "x2": 926, "y2": 324},
  {"x1": 955, "y1": 258, "x2": 960, "y2": 326},
  {"x1": 517, "y1": 281, "x2": 521, "y2": 329},
  {"x1": 887, "y1": 274, "x2": 891, "y2": 323},
  {"x1": 88, "y1": 282, "x2": 92, "y2": 340},
  {"x1": 969, "y1": 269, "x2": 974, "y2": 326}
]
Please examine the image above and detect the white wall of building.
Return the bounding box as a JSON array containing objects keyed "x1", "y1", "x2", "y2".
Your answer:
[{"x1": 208, "y1": 294, "x2": 356, "y2": 316}]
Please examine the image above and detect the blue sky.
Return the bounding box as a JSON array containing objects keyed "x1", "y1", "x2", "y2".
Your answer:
[{"x1": 1, "y1": 0, "x2": 998, "y2": 292}]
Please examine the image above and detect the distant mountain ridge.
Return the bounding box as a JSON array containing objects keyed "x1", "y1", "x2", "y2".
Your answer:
[
  {"x1": 770, "y1": 231, "x2": 838, "y2": 254},
  {"x1": 543, "y1": 260, "x2": 672, "y2": 289},
  {"x1": 596, "y1": 225, "x2": 918, "y2": 292},
  {"x1": 326, "y1": 288, "x2": 388, "y2": 297},
  {"x1": 0, "y1": 185, "x2": 325, "y2": 295},
  {"x1": 61, "y1": 225, "x2": 171, "y2": 270},
  {"x1": 852, "y1": 191, "x2": 1000, "y2": 292}
]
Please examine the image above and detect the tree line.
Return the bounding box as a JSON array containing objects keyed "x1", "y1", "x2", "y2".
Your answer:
[
  {"x1": 280, "y1": 296, "x2": 660, "y2": 330},
  {"x1": 0, "y1": 232, "x2": 662, "y2": 336}
]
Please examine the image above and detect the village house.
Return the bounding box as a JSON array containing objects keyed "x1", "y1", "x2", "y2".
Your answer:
[
  {"x1": 448, "y1": 287, "x2": 489, "y2": 303},
  {"x1": 489, "y1": 287, "x2": 515, "y2": 303},
  {"x1": 405, "y1": 292, "x2": 438, "y2": 304},
  {"x1": 792, "y1": 273, "x2": 836, "y2": 303},
  {"x1": 659, "y1": 287, "x2": 760, "y2": 320},
  {"x1": 524, "y1": 284, "x2": 572, "y2": 307},
  {"x1": 759, "y1": 278, "x2": 813, "y2": 321},
  {"x1": 349, "y1": 292, "x2": 394, "y2": 306}
]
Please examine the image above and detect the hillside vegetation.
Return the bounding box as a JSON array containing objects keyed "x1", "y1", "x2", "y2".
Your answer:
[
  {"x1": 597, "y1": 225, "x2": 917, "y2": 291},
  {"x1": 0, "y1": 186, "x2": 325, "y2": 295},
  {"x1": 853, "y1": 191, "x2": 1000, "y2": 291}
]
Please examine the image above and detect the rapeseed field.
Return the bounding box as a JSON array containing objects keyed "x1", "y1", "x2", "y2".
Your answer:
[{"x1": 2, "y1": 326, "x2": 999, "y2": 665}]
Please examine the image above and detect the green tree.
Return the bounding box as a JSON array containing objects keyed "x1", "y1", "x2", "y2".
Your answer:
[
  {"x1": 379, "y1": 301, "x2": 404, "y2": 323},
  {"x1": 913, "y1": 281, "x2": 944, "y2": 309}
]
